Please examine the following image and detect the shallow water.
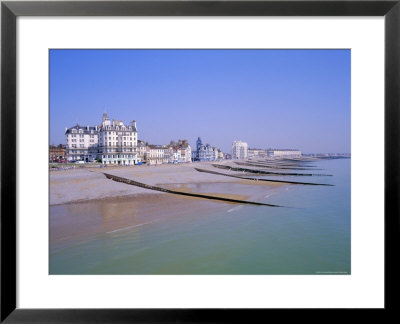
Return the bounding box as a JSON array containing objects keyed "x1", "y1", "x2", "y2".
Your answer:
[{"x1": 49, "y1": 158, "x2": 350, "y2": 275}]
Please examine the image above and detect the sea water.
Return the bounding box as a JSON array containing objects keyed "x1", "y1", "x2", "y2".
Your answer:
[{"x1": 49, "y1": 158, "x2": 350, "y2": 275}]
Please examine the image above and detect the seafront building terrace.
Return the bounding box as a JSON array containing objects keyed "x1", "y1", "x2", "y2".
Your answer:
[
  {"x1": 64, "y1": 115, "x2": 303, "y2": 167},
  {"x1": 145, "y1": 140, "x2": 192, "y2": 165},
  {"x1": 65, "y1": 114, "x2": 194, "y2": 166}
]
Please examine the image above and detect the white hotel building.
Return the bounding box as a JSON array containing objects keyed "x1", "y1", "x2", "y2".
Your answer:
[
  {"x1": 65, "y1": 113, "x2": 139, "y2": 165},
  {"x1": 231, "y1": 140, "x2": 249, "y2": 160},
  {"x1": 99, "y1": 113, "x2": 139, "y2": 165}
]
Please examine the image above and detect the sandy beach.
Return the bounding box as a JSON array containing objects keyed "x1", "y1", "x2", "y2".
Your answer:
[{"x1": 50, "y1": 161, "x2": 283, "y2": 206}]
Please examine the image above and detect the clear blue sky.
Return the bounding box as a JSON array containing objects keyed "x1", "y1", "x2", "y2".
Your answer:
[{"x1": 50, "y1": 49, "x2": 350, "y2": 153}]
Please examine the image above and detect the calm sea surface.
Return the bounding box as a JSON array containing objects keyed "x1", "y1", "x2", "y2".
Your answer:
[{"x1": 50, "y1": 158, "x2": 350, "y2": 274}]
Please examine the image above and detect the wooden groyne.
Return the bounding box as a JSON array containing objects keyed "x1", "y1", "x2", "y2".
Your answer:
[
  {"x1": 101, "y1": 172, "x2": 285, "y2": 207},
  {"x1": 194, "y1": 168, "x2": 334, "y2": 186},
  {"x1": 213, "y1": 164, "x2": 331, "y2": 176}
]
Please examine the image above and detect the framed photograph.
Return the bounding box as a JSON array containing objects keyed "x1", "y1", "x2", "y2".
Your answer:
[
  {"x1": 1, "y1": 0, "x2": 399, "y2": 322},
  {"x1": 49, "y1": 47, "x2": 352, "y2": 276}
]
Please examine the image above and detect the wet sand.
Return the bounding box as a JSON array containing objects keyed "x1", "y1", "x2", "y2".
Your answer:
[
  {"x1": 50, "y1": 192, "x2": 234, "y2": 252},
  {"x1": 50, "y1": 182, "x2": 284, "y2": 252}
]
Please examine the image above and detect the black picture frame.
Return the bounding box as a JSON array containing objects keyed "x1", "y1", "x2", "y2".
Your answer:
[{"x1": 1, "y1": 0, "x2": 399, "y2": 322}]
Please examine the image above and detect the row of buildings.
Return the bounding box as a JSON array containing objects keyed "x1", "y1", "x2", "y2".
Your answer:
[
  {"x1": 63, "y1": 113, "x2": 226, "y2": 165},
  {"x1": 60, "y1": 113, "x2": 301, "y2": 165},
  {"x1": 231, "y1": 140, "x2": 301, "y2": 159},
  {"x1": 63, "y1": 113, "x2": 206, "y2": 165},
  {"x1": 64, "y1": 113, "x2": 220, "y2": 165},
  {"x1": 139, "y1": 140, "x2": 192, "y2": 165},
  {"x1": 266, "y1": 148, "x2": 302, "y2": 158}
]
